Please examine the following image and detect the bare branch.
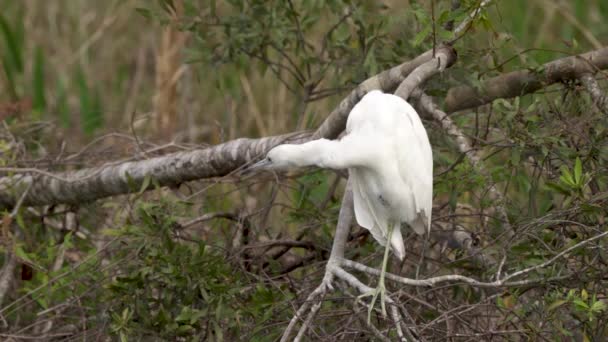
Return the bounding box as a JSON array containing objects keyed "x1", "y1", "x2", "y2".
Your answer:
[
  {"x1": 414, "y1": 90, "x2": 513, "y2": 238},
  {"x1": 0, "y1": 132, "x2": 310, "y2": 209},
  {"x1": 500, "y1": 229, "x2": 608, "y2": 283},
  {"x1": 327, "y1": 180, "x2": 354, "y2": 265},
  {"x1": 579, "y1": 73, "x2": 608, "y2": 115},
  {"x1": 445, "y1": 47, "x2": 608, "y2": 113},
  {"x1": 313, "y1": 45, "x2": 457, "y2": 140},
  {"x1": 429, "y1": 229, "x2": 492, "y2": 267},
  {"x1": 452, "y1": 0, "x2": 493, "y2": 38},
  {"x1": 394, "y1": 45, "x2": 457, "y2": 100},
  {"x1": 0, "y1": 251, "x2": 17, "y2": 308},
  {"x1": 0, "y1": 182, "x2": 33, "y2": 307},
  {"x1": 280, "y1": 181, "x2": 353, "y2": 341},
  {"x1": 342, "y1": 229, "x2": 608, "y2": 288}
]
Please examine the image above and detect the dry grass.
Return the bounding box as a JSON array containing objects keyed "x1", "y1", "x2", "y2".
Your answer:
[{"x1": 154, "y1": 0, "x2": 188, "y2": 140}]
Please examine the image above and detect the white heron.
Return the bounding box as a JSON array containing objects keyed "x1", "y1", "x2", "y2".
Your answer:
[{"x1": 249, "y1": 90, "x2": 433, "y2": 319}]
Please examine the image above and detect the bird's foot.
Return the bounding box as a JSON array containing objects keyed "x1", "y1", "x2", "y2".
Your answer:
[{"x1": 358, "y1": 277, "x2": 388, "y2": 323}]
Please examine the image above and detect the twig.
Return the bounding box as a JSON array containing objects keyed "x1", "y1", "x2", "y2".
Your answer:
[
  {"x1": 341, "y1": 228, "x2": 608, "y2": 287},
  {"x1": 500, "y1": 229, "x2": 608, "y2": 283},
  {"x1": 0, "y1": 252, "x2": 17, "y2": 309},
  {"x1": 332, "y1": 266, "x2": 416, "y2": 341},
  {"x1": 443, "y1": 0, "x2": 461, "y2": 32},
  {"x1": 280, "y1": 182, "x2": 354, "y2": 341},
  {"x1": 452, "y1": 0, "x2": 492, "y2": 39},
  {"x1": 0, "y1": 182, "x2": 32, "y2": 307},
  {"x1": 414, "y1": 90, "x2": 514, "y2": 238}
]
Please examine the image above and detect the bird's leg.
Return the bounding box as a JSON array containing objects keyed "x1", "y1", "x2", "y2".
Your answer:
[{"x1": 360, "y1": 222, "x2": 394, "y2": 323}]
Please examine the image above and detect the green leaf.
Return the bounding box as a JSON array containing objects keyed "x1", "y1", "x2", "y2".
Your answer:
[
  {"x1": 135, "y1": 7, "x2": 153, "y2": 19},
  {"x1": 548, "y1": 299, "x2": 567, "y2": 311},
  {"x1": 511, "y1": 149, "x2": 521, "y2": 165},
  {"x1": 437, "y1": 10, "x2": 450, "y2": 25},
  {"x1": 574, "y1": 157, "x2": 582, "y2": 185},
  {"x1": 412, "y1": 25, "x2": 431, "y2": 47},
  {"x1": 545, "y1": 182, "x2": 570, "y2": 196},
  {"x1": 0, "y1": 14, "x2": 23, "y2": 72},
  {"x1": 0, "y1": 12, "x2": 23, "y2": 99},
  {"x1": 573, "y1": 299, "x2": 589, "y2": 311},
  {"x1": 437, "y1": 28, "x2": 455, "y2": 41},
  {"x1": 591, "y1": 300, "x2": 606, "y2": 313},
  {"x1": 139, "y1": 175, "x2": 152, "y2": 195},
  {"x1": 14, "y1": 244, "x2": 33, "y2": 264},
  {"x1": 559, "y1": 166, "x2": 575, "y2": 186},
  {"x1": 62, "y1": 232, "x2": 73, "y2": 249},
  {"x1": 76, "y1": 68, "x2": 103, "y2": 135}
]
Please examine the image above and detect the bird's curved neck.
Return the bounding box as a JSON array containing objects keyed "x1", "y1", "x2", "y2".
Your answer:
[{"x1": 286, "y1": 140, "x2": 330, "y2": 167}]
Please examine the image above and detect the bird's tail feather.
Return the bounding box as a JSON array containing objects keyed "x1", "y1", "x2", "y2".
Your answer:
[{"x1": 390, "y1": 224, "x2": 406, "y2": 261}]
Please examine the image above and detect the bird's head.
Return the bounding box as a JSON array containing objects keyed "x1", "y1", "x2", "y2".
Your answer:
[{"x1": 246, "y1": 145, "x2": 299, "y2": 172}]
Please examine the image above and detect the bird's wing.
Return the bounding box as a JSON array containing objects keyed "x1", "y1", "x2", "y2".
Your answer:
[
  {"x1": 351, "y1": 169, "x2": 389, "y2": 246},
  {"x1": 352, "y1": 170, "x2": 406, "y2": 260},
  {"x1": 351, "y1": 170, "x2": 374, "y2": 231},
  {"x1": 394, "y1": 100, "x2": 433, "y2": 235}
]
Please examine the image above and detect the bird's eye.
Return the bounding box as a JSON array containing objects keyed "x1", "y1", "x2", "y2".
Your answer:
[{"x1": 267, "y1": 157, "x2": 272, "y2": 162}]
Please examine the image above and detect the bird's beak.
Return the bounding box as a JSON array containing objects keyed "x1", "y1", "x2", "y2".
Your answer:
[{"x1": 243, "y1": 158, "x2": 271, "y2": 174}]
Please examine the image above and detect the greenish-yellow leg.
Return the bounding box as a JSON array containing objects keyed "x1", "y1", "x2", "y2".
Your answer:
[{"x1": 359, "y1": 223, "x2": 394, "y2": 323}]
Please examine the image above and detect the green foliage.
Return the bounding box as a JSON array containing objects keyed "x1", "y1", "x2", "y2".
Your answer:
[
  {"x1": 545, "y1": 288, "x2": 608, "y2": 339},
  {"x1": 2, "y1": 0, "x2": 608, "y2": 340},
  {"x1": 76, "y1": 67, "x2": 104, "y2": 135},
  {"x1": 171, "y1": 0, "x2": 418, "y2": 104},
  {"x1": 106, "y1": 201, "x2": 289, "y2": 340},
  {"x1": 0, "y1": 10, "x2": 24, "y2": 100}
]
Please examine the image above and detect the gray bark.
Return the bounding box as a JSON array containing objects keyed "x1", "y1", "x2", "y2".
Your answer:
[
  {"x1": 445, "y1": 47, "x2": 608, "y2": 113},
  {"x1": 0, "y1": 46, "x2": 456, "y2": 210},
  {"x1": 0, "y1": 132, "x2": 309, "y2": 209},
  {"x1": 312, "y1": 45, "x2": 456, "y2": 140},
  {"x1": 579, "y1": 72, "x2": 608, "y2": 115}
]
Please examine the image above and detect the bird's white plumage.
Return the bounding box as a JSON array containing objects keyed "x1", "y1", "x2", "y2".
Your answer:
[
  {"x1": 345, "y1": 90, "x2": 432, "y2": 259},
  {"x1": 258, "y1": 90, "x2": 433, "y2": 260}
]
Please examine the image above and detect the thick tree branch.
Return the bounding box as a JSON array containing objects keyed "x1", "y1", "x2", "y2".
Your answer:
[
  {"x1": 445, "y1": 46, "x2": 608, "y2": 113},
  {"x1": 0, "y1": 46, "x2": 459, "y2": 210},
  {"x1": 0, "y1": 132, "x2": 309, "y2": 209},
  {"x1": 394, "y1": 46, "x2": 457, "y2": 100},
  {"x1": 313, "y1": 45, "x2": 456, "y2": 140}
]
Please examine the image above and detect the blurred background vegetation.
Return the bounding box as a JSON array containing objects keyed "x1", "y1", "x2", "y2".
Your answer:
[{"x1": 0, "y1": 0, "x2": 607, "y2": 340}]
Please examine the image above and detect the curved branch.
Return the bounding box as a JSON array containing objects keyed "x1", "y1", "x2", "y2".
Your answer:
[
  {"x1": 313, "y1": 45, "x2": 457, "y2": 140},
  {"x1": 394, "y1": 45, "x2": 457, "y2": 100},
  {"x1": 579, "y1": 73, "x2": 608, "y2": 115}
]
